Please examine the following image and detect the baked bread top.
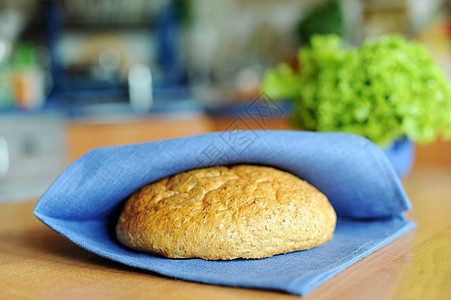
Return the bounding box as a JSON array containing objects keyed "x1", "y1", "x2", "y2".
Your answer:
[{"x1": 116, "y1": 165, "x2": 336, "y2": 260}]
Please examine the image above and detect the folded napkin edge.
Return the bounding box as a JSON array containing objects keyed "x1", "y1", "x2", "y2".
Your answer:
[
  {"x1": 291, "y1": 219, "x2": 416, "y2": 295},
  {"x1": 33, "y1": 208, "x2": 417, "y2": 296}
]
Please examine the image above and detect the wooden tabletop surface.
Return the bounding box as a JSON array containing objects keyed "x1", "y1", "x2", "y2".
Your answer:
[{"x1": 1, "y1": 167, "x2": 450, "y2": 300}]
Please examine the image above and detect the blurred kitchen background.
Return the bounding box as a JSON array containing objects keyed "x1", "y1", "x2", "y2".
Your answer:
[{"x1": 1, "y1": 0, "x2": 451, "y2": 203}]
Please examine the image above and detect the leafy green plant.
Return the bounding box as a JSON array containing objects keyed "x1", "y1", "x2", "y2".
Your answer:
[
  {"x1": 262, "y1": 34, "x2": 451, "y2": 146},
  {"x1": 296, "y1": 0, "x2": 345, "y2": 45}
]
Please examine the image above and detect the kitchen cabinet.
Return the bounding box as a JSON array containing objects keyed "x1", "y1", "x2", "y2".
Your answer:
[
  {"x1": 66, "y1": 115, "x2": 451, "y2": 168},
  {"x1": 0, "y1": 114, "x2": 66, "y2": 203},
  {"x1": 1, "y1": 113, "x2": 213, "y2": 203},
  {"x1": 67, "y1": 114, "x2": 214, "y2": 162},
  {"x1": 415, "y1": 139, "x2": 451, "y2": 169}
]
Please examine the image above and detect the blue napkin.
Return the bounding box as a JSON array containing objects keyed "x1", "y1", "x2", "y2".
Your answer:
[{"x1": 34, "y1": 130, "x2": 415, "y2": 296}]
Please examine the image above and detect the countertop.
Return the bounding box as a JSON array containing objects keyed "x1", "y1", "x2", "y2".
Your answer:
[{"x1": 1, "y1": 167, "x2": 451, "y2": 299}]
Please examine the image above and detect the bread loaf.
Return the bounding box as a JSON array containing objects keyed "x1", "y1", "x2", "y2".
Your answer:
[{"x1": 116, "y1": 165, "x2": 336, "y2": 260}]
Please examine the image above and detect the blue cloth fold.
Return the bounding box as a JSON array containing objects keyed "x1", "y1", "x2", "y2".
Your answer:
[{"x1": 34, "y1": 130, "x2": 414, "y2": 296}]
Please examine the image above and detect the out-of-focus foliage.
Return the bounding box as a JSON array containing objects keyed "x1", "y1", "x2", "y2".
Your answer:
[
  {"x1": 297, "y1": 0, "x2": 345, "y2": 45},
  {"x1": 262, "y1": 35, "x2": 451, "y2": 146}
]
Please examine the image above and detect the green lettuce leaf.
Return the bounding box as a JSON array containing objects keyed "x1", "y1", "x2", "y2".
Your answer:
[{"x1": 262, "y1": 34, "x2": 451, "y2": 146}]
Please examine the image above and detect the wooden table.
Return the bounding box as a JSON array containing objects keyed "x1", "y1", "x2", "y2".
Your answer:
[{"x1": 1, "y1": 167, "x2": 450, "y2": 300}]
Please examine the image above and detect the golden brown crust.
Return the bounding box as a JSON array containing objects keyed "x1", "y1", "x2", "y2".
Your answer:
[{"x1": 116, "y1": 165, "x2": 336, "y2": 260}]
